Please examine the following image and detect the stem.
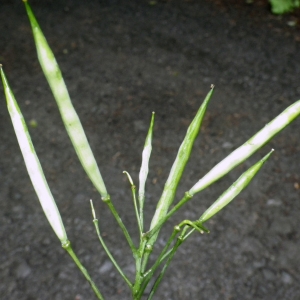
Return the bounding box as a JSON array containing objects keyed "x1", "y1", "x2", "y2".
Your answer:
[
  {"x1": 123, "y1": 171, "x2": 143, "y2": 238},
  {"x1": 133, "y1": 185, "x2": 143, "y2": 238},
  {"x1": 132, "y1": 240, "x2": 147, "y2": 299},
  {"x1": 92, "y1": 218, "x2": 133, "y2": 289},
  {"x1": 62, "y1": 241, "x2": 105, "y2": 300},
  {"x1": 147, "y1": 227, "x2": 188, "y2": 300},
  {"x1": 104, "y1": 196, "x2": 137, "y2": 253},
  {"x1": 139, "y1": 194, "x2": 145, "y2": 234},
  {"x1": 138, "y1": 227, "x2": 180, "y2": 298}
]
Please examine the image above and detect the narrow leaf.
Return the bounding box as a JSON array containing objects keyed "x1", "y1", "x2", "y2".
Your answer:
[
  {"x1": 1, "y1": 66, "x2": 68, "y2": 244},
  {"x1": 23, "y1": 0, "x2": 108, "y2": 199}
]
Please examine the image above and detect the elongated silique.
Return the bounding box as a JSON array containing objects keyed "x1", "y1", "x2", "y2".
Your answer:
[
  {"x1": 189, "y1": 100, "x2": 300, "y2": 195},
  {"x1": 149, "y1": 87, "x2": 214, "y2": 233},
  {"x1": 23, "y1": 0, "x2": 108, "y2": 200},
  {"x1": 199, "y1": 149, "x2": 274, "y2": 223},
  {"x1": 1, "y1": 66, "x2": 68, "y2": 245},
  {"x1": 138, "y1": 112, "x2": 155, "y2": 231}
]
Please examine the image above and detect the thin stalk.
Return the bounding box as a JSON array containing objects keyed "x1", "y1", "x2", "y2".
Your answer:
[
  {"x1": 104, "y1": 196, "x2": 137, "y2": 253},
  {"x1": 147, "y1": 227, "x2": 189, "y2": 300},
  {"x1": 137, "y1": 226, "x2": 180, "y2": 298},
  {"x1": 140, "y1": 242, "x2": 152, "y2": 275},
  {"x1": 124, "y1": 171, "x2": 143, "y2": 238},
  {"x1": 62, "y1": 241, "x2": 105, "y2": 300},
  {"x1": 132, "y1": 240, "x2": 147, "y2": 298},
  {"x1": 90, "y1": 201, "x2": 133, "y2": 289}
]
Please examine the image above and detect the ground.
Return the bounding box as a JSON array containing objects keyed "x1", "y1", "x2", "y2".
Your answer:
[{"x1": 1, "y1": 0, "x2": 300, "y2": 299}]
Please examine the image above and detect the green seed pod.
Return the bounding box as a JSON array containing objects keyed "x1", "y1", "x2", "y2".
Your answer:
[
  {"x1": 189, "y1": 100, "x2": 300, "y2": 195},
  {"x1": 199, "y1": 149, "x2": 274, "y2": 223},
  {"x1": 1, "y1": 66, "x2": 68, "y2": 245},
  {"x1": 23, "y1": 1, "x2": 108, "y2": 199},
  {"x1": 149, "y1": 87, "x2": 214, "y2": 231}
]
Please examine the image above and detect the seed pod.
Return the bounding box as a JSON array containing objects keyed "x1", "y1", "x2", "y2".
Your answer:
[
  {"x1": 139, "y1": 112, "x2": 155, "y2": 209},
  {"x1": 23, "y1": 1, "x2": 108, "y2": 199},
  {"x1": 1, "y1": 66, "x2": 68, "y2": 244},
  {"x1": 189, "y1": 100, "x2": 300, "y2": 195},
  {"x1": 199, "y1": 149, "x2": 274, "y2": 223},
  {"x1": 150, "y1": 87, "x2": 214, "y2": 231}
]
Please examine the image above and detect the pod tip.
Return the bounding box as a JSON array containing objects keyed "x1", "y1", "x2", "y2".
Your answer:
[
  {"x1": 210, "y1": 84, "x2": 215, "y2": 89},
  {"x1": 152, "y1": 111, "x2": 155, "y2": 114},
  {"x1": 0, "y1": 64, "x2": 2, "y2": 68},
  {"x1": 22, "y1": 0, "x2": 27, "y2": 3}
]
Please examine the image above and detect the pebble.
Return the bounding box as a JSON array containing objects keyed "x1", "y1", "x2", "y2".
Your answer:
[
  {"x1": 16, "y1": 261, "x2": 32, "y2": 279},
  {"x1": 99, "y1": 260, "x2": 113, "y2": 274},
  {"x1": 222, "y1": 142, "x2": 234, "y2": 149},
  {"x1": 266, "y1": 199, "x2": 282, "y2": 206},
  {"x1": 281, "y1": 271, "x2": 293, "y2": 284}
]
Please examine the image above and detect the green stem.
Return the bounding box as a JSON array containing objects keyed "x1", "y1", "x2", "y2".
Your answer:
[
  {"x1": 123, "y1": 171, "x2": 143, "y2": 238},
  {"x1": 139, "y1": 194, "x2": 145, "y2": 234},
  {"x1": 104, "y1": 196, "x2": 137, "y2": 253},
  {"x1": 62, "y1": 241, "x2": 104, "y2": 300},
  {"x1": 132, "y1": 185, "x2": 143, "y2": 238},
  {"x1": 93, "y1": 218, "x2": 133, "y2": 289},
  {"x1": 138, "y1": 227, "x2": 180, "y2": 298},
  {"x1": 147, "y1": 227, "x2": 188, "y2": 300},
  {"x1": 132, "y1": 240, "x2": 148, "y2": 298}
]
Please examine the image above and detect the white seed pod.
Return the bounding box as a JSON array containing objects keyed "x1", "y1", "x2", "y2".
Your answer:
[
  {"x1": 1, "y1": 67, "x2": 68, "y2": 244},
  {"x1": 189, "y1": 100, "x2": 300, "y2": 195},
  {"x1": 24, "y1": 2, "x2": 108, "y2": 199},
  {"x1": 138, "y1": 112, "x2": 155, "y2": 206}
]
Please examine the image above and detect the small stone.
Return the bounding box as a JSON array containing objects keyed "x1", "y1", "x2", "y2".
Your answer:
[
  {"x1": 222, "y1": 142, "x2": 234, "y2": 149},
  {"x1": 99, "y1": 260, "x2": 113, "y2": 274},
  {"x1": 266, "y1": 199, "x2": 282, "y2": 206},
  {"x1": 16, "y1": 261, "x2": 31, "y2": 279},
  {"x1": 281, "y1": 271, "x2": 293, "y2": 284}
]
